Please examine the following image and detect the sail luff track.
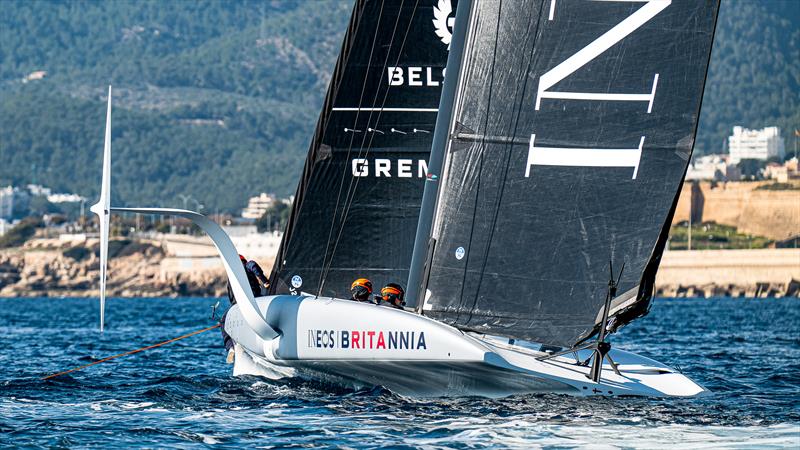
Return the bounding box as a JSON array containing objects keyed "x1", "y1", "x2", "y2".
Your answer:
[{"x1": 407, "y1": 0, "x2": 475, "y2": 308}]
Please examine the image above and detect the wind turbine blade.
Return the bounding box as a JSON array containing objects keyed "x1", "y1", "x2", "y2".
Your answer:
[{"x1": 89, "y1": 86, "x2": 112, "y2": 332}]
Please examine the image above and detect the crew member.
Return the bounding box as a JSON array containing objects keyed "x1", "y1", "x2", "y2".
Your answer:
[
  {"x1": 377, "y1": 283, "x2": 405, "y2": 310},
  {"x1": 350, "y1": 278, "x2": 373, "y2": 303},
  {"x1": 222, "y1": 254, "x2": 270, "y2": 363},
  {"x1": 226, "y1": 254, "x2": 270, "y2": 305}
]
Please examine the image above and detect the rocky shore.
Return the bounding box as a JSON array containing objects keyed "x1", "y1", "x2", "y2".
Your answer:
[
  {"x1": 655, "y1": 282, "x2": 799, "y2": 299},
  {"x1": 0, "y1": 239, "x2": 227, "y2": 298},
  {"x1": 0, "y1": 239, "x2": 797, "y2": 299},
  {"x1": 655, "y1": 248, "x2": 800, "y2": 298}
]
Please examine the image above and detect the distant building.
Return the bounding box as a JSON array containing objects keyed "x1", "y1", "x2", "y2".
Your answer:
[
  {"x1": 26, "y1": 184, "x2": 52, "y2": 197},
  {"x1": 22, "y1": 70, "x2": 47, "y2": 83},
  {"x1": 686, "y1": 154, "x2": 740, "y2": 181},
  {"x1": 764, "y1": 163, "x2": 788, "y2": 182},
  {"x1": 686, "y1": 155, "x2": 722, "y2": 181},
  {"x1": 785, "y1": 157, "x2": 800, "y2": 180},
  {"x1": 0, "y1": 186, "x2": 13, "y2": 219},
  {"x1": 241, "y1": 193, "x2": 277, "y2": 220},
  {"x1": 47, "y1": 193, "x2": 86, "y2": 203},
  {"x1": 1, "y1": 186, "x2": 32, "y2": 219},
  {"x1": 223, "y1": 225, "x2": 283, "y2": 259},
  {"x1": 764, "y1": 157, "x2": 800, "y2": 182},
  {"x1": 0, "y1": 219, "x2": 9, "y2": 237},
  {"x1": 728, "y1": 126, "x2": 785, "y2": 164}
]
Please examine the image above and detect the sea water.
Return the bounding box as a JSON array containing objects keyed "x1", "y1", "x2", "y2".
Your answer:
[{"x1": 1, "y1": 297, "x2": 798, "y2": 448}]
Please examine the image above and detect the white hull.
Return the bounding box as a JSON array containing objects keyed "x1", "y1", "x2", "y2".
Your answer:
[{"x1": 226, "y1": 295, "x2": 706, "y2": 398}]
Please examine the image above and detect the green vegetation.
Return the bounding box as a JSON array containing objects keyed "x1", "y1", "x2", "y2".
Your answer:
[
  {"x1": 0, "y1": 0, "x2": 349, "y2": 212},
  {"x1": 697, "y1": 0, "x2": 799, "y2": 155},
  {"x1": 0, "y1": 1, "x2": 796, "y2": 212},
  {"x1": 255, "y1": 201, "x2": 291, "y2": 233},
  {"x1": 755, "y1": 182, "x2": 800, "y2": 191},
  {"x1": 0, "y1": 217, "x2": 44, "y2": 249},
  {"x1": 63, "y1": 246, "x2": 90, "y2": 262},
  {"x1": 668, "y1": 222, "x2": 772, "y2": 250}
]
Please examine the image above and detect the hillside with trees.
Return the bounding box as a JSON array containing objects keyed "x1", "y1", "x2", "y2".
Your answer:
[
  {"x1": 696, "y1": 0, "x2": 799, "y2": 155},
  {"x1": 0, "y1": 0, "x2": 349, "y2": 212},
  {"x1": 0, "y1": 0, "x2": 797, "y2": 212}
]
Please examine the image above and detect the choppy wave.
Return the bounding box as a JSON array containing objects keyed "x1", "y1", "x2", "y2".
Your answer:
[{"x1": 1, "y1": 297, "x2": 798, "y2": 448}]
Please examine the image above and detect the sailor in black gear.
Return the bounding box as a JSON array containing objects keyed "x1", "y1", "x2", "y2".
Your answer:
[
  {"x1": 226, "y1": 254, "x2": 270, "y2": 305},
  {"x1": 350, "y1": 278, "x2": 374, "y2": 303},
  {"x1": 222, "y1": 255, "x2": 270, "y2": 363},
  {"x1": 377, "y1": 283, "x2": 405, "y2": 310}
]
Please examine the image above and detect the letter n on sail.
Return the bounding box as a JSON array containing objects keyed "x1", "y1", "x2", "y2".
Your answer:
[
  {"x1": 526, "y1": 135, "x2": 644, "y2": 179},
  {"x1": 536, "y1": 0, "x2": 670, "y2": 112}
]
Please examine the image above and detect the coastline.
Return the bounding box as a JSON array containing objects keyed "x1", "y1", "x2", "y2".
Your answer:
[
  {"x1": 656, "y1": 248, "x2": 800, "y2": 298},
  {"x1": 1, "y1": 241, "x2": 797, "y2": 298},
  {"x1": 0, "y1": 240, "x2": 228, "y2": 298}
]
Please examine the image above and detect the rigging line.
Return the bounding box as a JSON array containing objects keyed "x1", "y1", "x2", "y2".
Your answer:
[
  {"x1": 456, "y1": 0, "x2": 504, "y2": 323},
  {"x1": 41, "y1": 324, "x2": 221, "y2": 381},
  {"x1": 319, "y1": 0, "x2": 408, "y2": 295},
  {"x1": 327, "y1": 0, "x2": 419, "y2": 249},
  {"x1": 317, "y1": 0, "x2": 388, "y2": 296},
  {"x1": 337, "y1": 0, "x2": 409, "y2": 226},
  {"x1": 274, "y1": 1, "x2": 368, "y2": 274},
  {"x1": 465, "y1": 0, "x2": 547, "y2": 325},
  {"x1": 319, "y1": 0, "x2": 421, "y2": 291},
  {"x1": 320, "y1": 0, "x2": 418, "y2": 291},
  {"x1": 318, "y1": 0, "x2": 386, "y2": 295},
  {"x1": 334, "y1": 8, "x2": 417, "y2": 224}
]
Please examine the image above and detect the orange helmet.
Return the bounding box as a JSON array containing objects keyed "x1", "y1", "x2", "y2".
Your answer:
[
  {"x1": 380, "y1": 283, "x2": 405, "y2": 307},
  {"x1": 350, "y1": 278, "x2": 373, "y2": 301}
]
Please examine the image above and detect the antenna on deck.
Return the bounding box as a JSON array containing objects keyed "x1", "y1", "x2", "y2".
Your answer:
[{"x1": 89, "y1": 85, "x2": 112, "y2": 332}]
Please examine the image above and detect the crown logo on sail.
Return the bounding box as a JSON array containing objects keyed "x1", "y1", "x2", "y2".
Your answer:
[{"x1": 433, "y1": 0, "x2": 454, "y2": 49}]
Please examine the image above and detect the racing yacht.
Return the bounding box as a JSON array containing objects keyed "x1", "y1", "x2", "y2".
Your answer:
[{"x1": 93, "y1": 0, "x2": 720, "y2": 397}]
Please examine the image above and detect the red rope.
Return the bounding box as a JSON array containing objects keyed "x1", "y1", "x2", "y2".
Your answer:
[{"x1": 42, "y1": 323, "x2": 221, "y2": 381}]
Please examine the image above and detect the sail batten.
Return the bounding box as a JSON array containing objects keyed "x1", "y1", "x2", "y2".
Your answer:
[{"x1": 415, "y1": 0, "x2": 720, "y2": 347}]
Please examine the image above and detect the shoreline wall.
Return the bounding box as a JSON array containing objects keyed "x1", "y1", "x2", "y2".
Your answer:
[
  {"x1": 672, "y1": 181, "x2": 800, "y2": 241},
  {"x1": 1, "y1": 244, "x2": 798, "y2": 298},
  {"x1": 656, "y1": 248, "x2": 800, "y2": 298}
]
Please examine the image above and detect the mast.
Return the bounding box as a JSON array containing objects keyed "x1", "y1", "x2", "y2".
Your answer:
[{"x1": 407, "y1": 0, "x2": 473, "y2": 310}]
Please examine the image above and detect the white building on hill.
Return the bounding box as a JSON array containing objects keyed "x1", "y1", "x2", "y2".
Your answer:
[
  {"x1": 0, "y1": 186, "x2": 14, "y2": 219},
  {"x1": 241, "y1": 193, "x2": 277, "y2": 220},
  {"x1": 686, "y1": 155, "x2": 728, "y2": 181},
  {"x1": 728, "y1": 126, "x2": 785, "y2": 164}
]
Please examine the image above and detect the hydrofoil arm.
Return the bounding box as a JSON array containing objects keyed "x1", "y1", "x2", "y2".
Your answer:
[
  {"x1": 89, "y1": 85, "x2": 276, "y2": 340},
  {"x1": 111, "y1": 207, "x2": 277, "y2": 341}
]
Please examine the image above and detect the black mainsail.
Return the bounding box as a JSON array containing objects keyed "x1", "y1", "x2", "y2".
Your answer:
[
  {"x1": 408, "y1": 0, "x2": 720, "y2": 347},
  {"x1": 270, "y1": 0, "x2": 455, "y2": 297}
]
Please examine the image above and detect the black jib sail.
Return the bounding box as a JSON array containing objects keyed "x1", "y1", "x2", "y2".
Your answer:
[
  {"x1": 270, "y1": 0, "x2": 455, "y2": 297},
  {"x1": 410, "y1": 0, "x2": 720, "y2": 347}
]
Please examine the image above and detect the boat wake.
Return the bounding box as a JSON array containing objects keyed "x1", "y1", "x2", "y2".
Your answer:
[{"x1": 2, "y1": 297, "x2": 797, "y2": 448}]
